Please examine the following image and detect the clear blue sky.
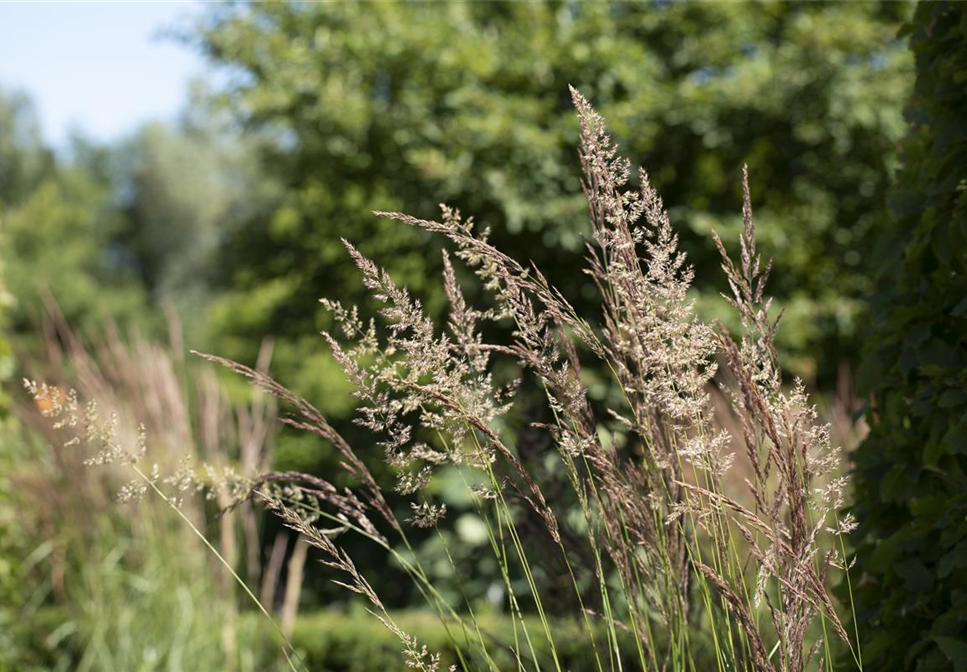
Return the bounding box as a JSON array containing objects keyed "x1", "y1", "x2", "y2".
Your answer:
[{"x1": 0, "y1": 1, "x2": 207, "y2": 148}]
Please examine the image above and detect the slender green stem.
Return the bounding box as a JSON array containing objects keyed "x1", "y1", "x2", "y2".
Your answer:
[{"x1": 130, "y1": 464, "x2": 303, "y2": 672}]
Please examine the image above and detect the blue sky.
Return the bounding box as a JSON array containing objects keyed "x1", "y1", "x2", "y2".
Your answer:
[{"x1": 0, "y1": 1, "x2": 207, "y2": 148}]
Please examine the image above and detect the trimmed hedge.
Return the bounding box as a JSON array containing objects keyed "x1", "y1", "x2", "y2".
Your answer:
[
  {"x1": 28, "y1": 606, "x2": 713, "y2": 671},
  {"x1": 283, "y1": 610, "x2": 685, "y2": 672},
  {"x1": 848, "y1": 3, "x2": 967, "y2": 671}
]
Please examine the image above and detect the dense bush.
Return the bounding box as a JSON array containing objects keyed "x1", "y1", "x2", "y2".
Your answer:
[{"x1": 848, "y1": 3, "x2": 967, "y2": 670}]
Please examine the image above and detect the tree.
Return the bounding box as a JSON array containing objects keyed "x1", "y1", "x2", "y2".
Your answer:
[
  {"x1": 847, "y1": 4, "x2": 967, "y2": 670},
  {"x1": 0, "y1": 84, "x2": 267, "y2": 353},
  {"x1": 113, "y1": 101, "x2": 269, "y2": 346},
  {"x1": 2, "y1": 161, "x2": 148, "y2": 338},
  {"x1": 194, "y1": 0, "x2": 913, "y2": 401},
  {"x1": 0, "y1": 89, "x2": 51, "y2": 382},
  {"x1": 0, "y1": 88, "x2": 149, "y2": 341},
  {"x1": 3, "y1": 169, "x2": 143, "y2": 338},
  {"x1": 0, "y1": 89, "x2": 54, "y2": 209}
]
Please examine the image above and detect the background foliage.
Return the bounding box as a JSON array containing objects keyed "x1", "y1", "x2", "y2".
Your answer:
[
  {"x1": 0, "y1": 88, "x2": 262, "y2": 347},
  {"x1": 194, "y1": 1, "x2": 912, "y2": 400},
  {"x1": 848, "y1": 4, "x2": 967, "y2": 671}
]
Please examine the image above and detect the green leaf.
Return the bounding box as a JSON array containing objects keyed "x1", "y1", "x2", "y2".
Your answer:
[
  {"x1": 933, "y1": 636, "x2": 967, "y2": 672},
  {"x1": 944, "y1": 423, "x2": 967, "y2": 456},
  {"x1": 918, "y1": 338, "x2": 959, "y2": 369},
  {"x1": 939, "y1": 389, "x2": 967, "y2": 408},
  {"x1": 895, "y1": 558, "x2": 933, "y2": 594},
  {"x1": 856, "y1": 354, "x2": 884, "y2": 394},
  {"x1": 938, "y1": 541, "x2": 967, "y2": 578},
  {"x1": 952, "y1": 295, "x2": 967, "y2": 316}
]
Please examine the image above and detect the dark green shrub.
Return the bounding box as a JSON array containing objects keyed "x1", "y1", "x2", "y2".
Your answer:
[
  {"x1": 849, "y1": 3, "x2": 967, "y2": 670},
  {"x1": 281, "y1": 610, "x2": 709, "y2": 672}
]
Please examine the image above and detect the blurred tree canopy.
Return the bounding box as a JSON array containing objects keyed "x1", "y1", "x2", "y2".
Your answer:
[
  {"x1": 194, "y1": 0, "x2": 913, "y2": 403},
  {"x1": 0, "y1": 90, "x2": 54, "y2": 209},
  {"x1": 111, "y1": 102, "x2": 270, "y2": 345},
  {"x1": 0, "y1": 86, "x2": 263, "y2": 351},
  {"x1": 0, "y1": 89, "x2": 147, "y2": 337}
]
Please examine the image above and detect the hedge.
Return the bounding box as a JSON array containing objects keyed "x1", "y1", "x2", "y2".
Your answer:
[
  {"x1": 848, "y1": 3, "x2": 967, "y2": 670},
  {"x1": 282, "y1": 609, "x2": 697, "y2": 672}
]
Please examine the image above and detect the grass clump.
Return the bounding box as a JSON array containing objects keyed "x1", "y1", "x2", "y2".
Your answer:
[
  {"x1": 29, "y1": 89, "x2": 861, "y2": 672},
  {"x1": 6, "y1": 314, "x2": 288, "y2": 671}
]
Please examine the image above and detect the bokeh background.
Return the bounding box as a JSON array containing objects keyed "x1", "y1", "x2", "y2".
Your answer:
[{"x1": 0, "y1": 2, "x2": 943, "y2": 670}]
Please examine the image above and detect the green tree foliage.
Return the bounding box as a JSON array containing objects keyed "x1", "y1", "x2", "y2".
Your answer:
[
  {"x1": 0, "y1": 90, "x2": 54, "y2": 209},
  {"x1": 848, "y1": 4, "x2": 967, "y2": 670},
  {"x1": 114, "y1": 106, "x2": 269, "y2": 345},
  {"x1": 1, "y1": 158, "x2": 147, "y2": 335},
  {"x1": 0, "y1": 212, "x2": 11, "y2": 412},
  {"x1": 0, "y1": 88, "x2": 147, "y2": 337},
  {"x1": 0, "y1": 86, "x2": 262, "y2": 351},
  {"x1": 121, "y1": 123, "x2": 223, "y2": 297},
  {"x1": 0, "y1": 90, "x2": 49, "y2": 397},
  {"x1": 195, "y1": 0, "x2": 912, "y2": 398}
]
